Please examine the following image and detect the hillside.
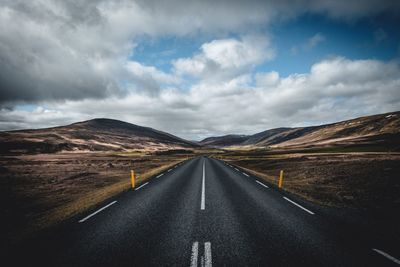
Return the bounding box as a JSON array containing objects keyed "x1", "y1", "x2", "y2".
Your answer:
[
  {"x1": 200, "y1": 134, "x2": 249, "y2": 147},
  {"x1": 200, "y1": 111, "x2": 400, "y2": 150},
  {"x1": 0, "y1": 118, "x2": 197, "y2": 154}
]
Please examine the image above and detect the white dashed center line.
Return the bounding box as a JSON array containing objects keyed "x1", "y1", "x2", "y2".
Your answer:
[
  {"x1": 204, "y1": 242, "x2": 212, "y2": 267},
  {"x1": 201, "y1": 161, "x2": 206, "y2": 210}
]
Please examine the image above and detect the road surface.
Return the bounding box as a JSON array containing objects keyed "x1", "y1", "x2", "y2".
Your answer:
[{"x1": 9, "y1": 156, "x2": 399, "y2": 266}]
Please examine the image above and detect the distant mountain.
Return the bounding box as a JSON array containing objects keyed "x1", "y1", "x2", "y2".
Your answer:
[
  {"x1": 199, "y1": 134, "x2": 249, "y2": 147},
  {"x1": 0, "y1": 118, "x2": 198, "y2": 154},
  {"x1": 2, "y1": 112, "x2": 399, "y2": 154},
  {"x1": 199, "y1": 111, "x2": 400, "y2": 150}
]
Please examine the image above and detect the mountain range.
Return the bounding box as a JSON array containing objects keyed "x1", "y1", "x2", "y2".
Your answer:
[
  {"x1": 199, "y1": 111, "x2": 400, "y2": 150},
  {"x1": 1, "y1": 111, "x2": 399, "y2": 154}
]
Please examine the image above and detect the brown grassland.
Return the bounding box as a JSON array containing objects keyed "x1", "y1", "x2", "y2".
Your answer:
[
  {"x1": 213, "y1": 148, "x2": 400, "y2": 210},
  {"x1": 0, "y1": 151, "x2": 194, "y2": 244}
]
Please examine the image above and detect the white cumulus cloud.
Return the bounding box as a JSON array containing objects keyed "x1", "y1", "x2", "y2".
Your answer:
[{"x1": 173, "y1": 36, "x2": 274, "y2": 81}]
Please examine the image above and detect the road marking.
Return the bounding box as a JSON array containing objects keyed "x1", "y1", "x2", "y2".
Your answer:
[
  {"x1": 242, "y1": 172, "x2": 250, "y2": 177},
  {"x1": 234, "y1": 168, "x2": 239, "y2": 171},
  {"x1": 372, "y1": 249, "x2": 400, "y2": 264},
  {"x1": 201, "y1": 161, "x2": 206, "y2": 210},
  {"x1": 156, "y1": 173, "x2": 164, "y2": 178},
  {"x1": 79, "y1": 201, "x2": 117, "y2": 223},
  {"x1": 135, "y1": 182, "x2": 149, "y2": 191},
  {"x1": 190, "y1": 242, "x2": 212, "y2": 267},
  {"x1": 190, "y1": 242, "x2": 199, "y2": 267},
  {"x1": 256, "y1": 180, "x2": 269, "y2": 188},
  {"x1": 204, "y1": 242, "x2": 212, "y2": 267},
  {"x1": 283, "y1": 197, "x2": 314, "y2": 215},
  {"x1": 167, "y1": 169, "x2": 172, "y2": 172}
]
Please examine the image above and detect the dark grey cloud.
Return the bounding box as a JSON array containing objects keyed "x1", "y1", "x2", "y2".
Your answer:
[
  {"x1": 0, "y1": 0, "x2": 125, "y2": 106},
  {"x1": 306, "y1": 0, "x2": 400, "y2": 19}
]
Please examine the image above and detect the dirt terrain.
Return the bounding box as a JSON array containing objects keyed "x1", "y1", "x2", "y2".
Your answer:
[
  {"x1": 216, "y1": 150, "x2": 400, "y2": 210},
  {"x1": 0, "y1": 151, "x2": 192, "y2": 245}
]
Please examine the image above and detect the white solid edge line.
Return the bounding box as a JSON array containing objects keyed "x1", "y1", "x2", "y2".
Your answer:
[
  {"x1": 135, "y1": 182, "x2": 149, "y2": 191},
  {"x1": 283, "y1": 197, "x2": 315, "y2": 215},
  {"x1": 79, "y1": 200, "x2": 117, "y2": 223},
  {"x1": 205, "y1": 242, "x2": 212, "y2": 267},
  {"x1": 167, "y1": 169, "x2": 172, "y2": 172},
  {"x1": 372, "y1": 249, "x2": 400, "y2": 265},
  {"x1": 201, "y1": 161, "x2": 206, "y2": 210},
  {"x1": 234, "y1": 168, "x2": 239, "y2": 171},
  {"x1": 190, "y1": 242, "x2": 199, "y2": 267},
  {"x1": 156, "y1": 173, "x2": 164, "y2": 178},
  {"x1": 242, "y1": 172, "x2": 250, "y2": 177},
  {"x1": 255, "y1": 180, "x2": 269, "y2": 188}
]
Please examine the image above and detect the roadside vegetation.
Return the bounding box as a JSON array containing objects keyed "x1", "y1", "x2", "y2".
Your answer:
[
  {"x1": 0, "y1": 151, "x2": 194, "y2": 244},
  {"x1": 214, "y1": 148, "x2": 400, "y2": 210}
]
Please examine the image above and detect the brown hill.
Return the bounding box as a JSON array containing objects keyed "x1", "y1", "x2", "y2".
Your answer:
[
  {"x1": 199, "y1": 134, "x2": 249, "y2": 147},
  {"x1": 200, "y1": 111, "x2": 400, "y2": 150},
  {"x1": 0, "y1": 118, "x2": 198, "y2": 154}
]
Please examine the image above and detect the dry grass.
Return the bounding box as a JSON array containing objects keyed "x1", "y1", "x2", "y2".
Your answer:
[
  {"x1": 41, "y1": 160, "x2": 180, "y2": 230},
  {"x1": 218, "y1": 151, "x2": 400, "y2": 209},
  {"x1": 0, "y1": 152, "x2": 189, "y2": 243}
]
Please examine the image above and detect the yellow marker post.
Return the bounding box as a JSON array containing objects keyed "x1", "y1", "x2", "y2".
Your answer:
[
  {"x1": 278, "y1": 170, "x2": 284, "y2": 188},
  {"x1": 131, "y1": 170, "x2": 135, "y2": 189}
]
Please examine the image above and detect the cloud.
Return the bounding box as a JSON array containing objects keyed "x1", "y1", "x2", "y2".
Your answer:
[
  {"x1": 0, "y1": 1, "x2": 128, "y2": 105},
  {"x1": 255, "y1": 71, "x2": 280, "y2": 87},
  {"x1": 173, "y1": 36, "x2": 274, "y2": 81},
  {"x1": 0, "y1": 0, "x2": 278, "y2": 106},
  {"x1": 1, "y1": 0, "x2": 399, "y2": 107},
  {"x1": 306, "y1": 0, "x2": 400, "y2": 20},
  {"x1": 2, "y1": 57, "x2": 399, "y2": 140},
  {"x1": 124, "y1": 61, "x2": 180, "y2": 95},
  {"x1": 291, "y1": 33, "x2": 326, "y2": 55},
  {"x1": 304, "y1": 33, "x2": 326, "y2": 50}
]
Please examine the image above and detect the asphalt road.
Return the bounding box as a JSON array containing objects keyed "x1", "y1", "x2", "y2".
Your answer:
[{"x1": 9, "y1": 156, "x2": 400, "y2": 266}]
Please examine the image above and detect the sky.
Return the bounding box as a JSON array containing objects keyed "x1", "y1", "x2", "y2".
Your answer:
[{"x1": 0, "y1": 0, "x2": 400, "y2": 140}]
